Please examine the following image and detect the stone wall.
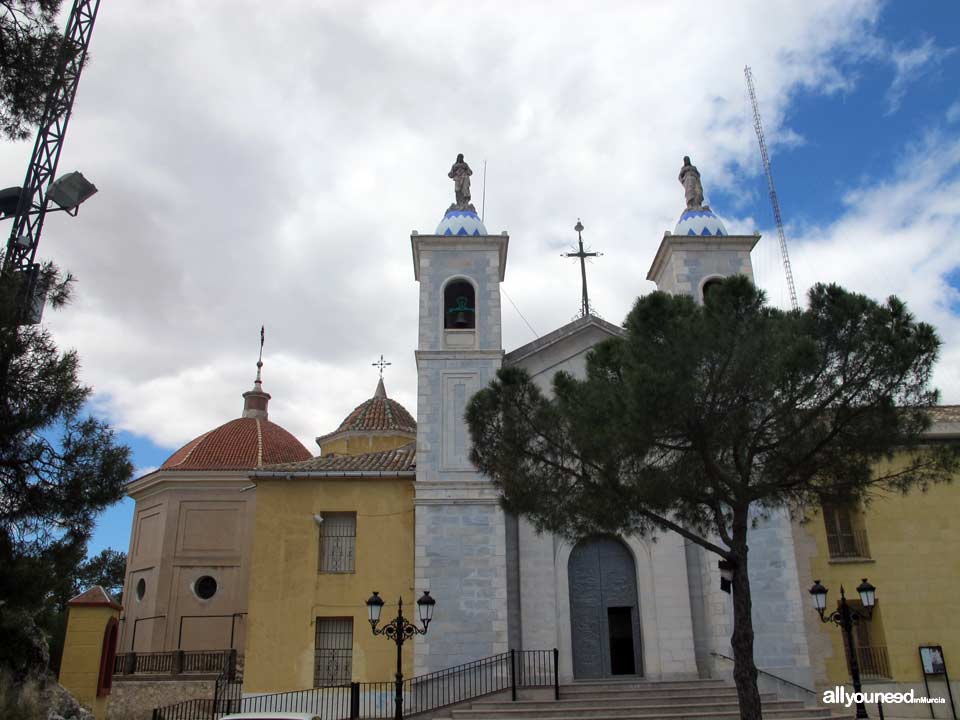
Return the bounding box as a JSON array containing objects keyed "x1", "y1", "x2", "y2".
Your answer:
[
  {"x1": 413, "y1": 482, "x2": 509, "y2": 675},
  {"x1": 107, "y1": 678, "x2": 215, "y2": 720}
]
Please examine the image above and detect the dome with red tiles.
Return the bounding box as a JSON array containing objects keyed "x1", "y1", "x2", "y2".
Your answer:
[
  {"x1": 160, "y1": 358, "x2": 311, "y2": 472},
  {"x1": 324, "y1": 378, "x2": 415, "y2": 437},
  {"x1": 161, "y1": 416, "x2": 311, "y2": 471}
]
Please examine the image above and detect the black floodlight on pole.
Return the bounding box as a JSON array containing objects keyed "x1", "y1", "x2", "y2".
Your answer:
[
  {"x1": 809, "y1": 578, "x2": 877, "y2": 719},
  {"x1": 1, "y1": 0, "x2": 102, "y2": 324},
  {"x1": 367, "y1": 590, "x2": 436, "y2": 720}
]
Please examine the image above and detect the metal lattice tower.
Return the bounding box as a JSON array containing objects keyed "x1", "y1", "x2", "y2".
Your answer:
[
  {"x1": 2, "y1": 0, "x2": 102, "y2": 284},
  {"x1": 744, "y1": 65, "x2": 799, "y2": 311}
]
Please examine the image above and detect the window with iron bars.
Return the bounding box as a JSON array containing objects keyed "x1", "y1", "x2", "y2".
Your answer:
[
  {"x1": 822, "y1": 503, "x2": 871, "y2": 560},
  {"x1": 318, "y1": 512, "x2": 356, "y2": 573},
  {"x1": 314, "y1": 617, "x2": 353, "y2": 687}
]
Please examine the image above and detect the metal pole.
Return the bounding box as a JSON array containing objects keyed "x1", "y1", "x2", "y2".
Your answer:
[
  {"x1": 553, "y1": 648, "x2": 559, "y2": 701},
  {"x1": 943, "y1": 666, "x2": 957, "y2": 720},
  {"x1": 579, "y1": 238, "x2": 589, "y2": 316},
  {"x1": 839, "y1": 589, "x2": 868, "y2": 719},
  {"x1": 510, "y1": 649, "x2": 517, "y2": 702},
  {"x1": 395, "y1": 597, "x2": 404, "y2": 720}
]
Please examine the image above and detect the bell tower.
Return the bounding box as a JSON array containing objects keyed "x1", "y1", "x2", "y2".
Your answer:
[
  {"x1": 411, "y1": 154, "x2": 510, "y2": 674},
  {"x1": 647, "y1": 156, "x2": 760, "y2": 301}
]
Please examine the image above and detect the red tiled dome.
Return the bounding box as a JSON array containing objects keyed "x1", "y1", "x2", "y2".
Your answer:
[
  {"x1": 330, "y1": 378, "x2": 416, "y2": 436},
  {"x1": 161, "y1": 417, "x2": 311, "y2": 471}
]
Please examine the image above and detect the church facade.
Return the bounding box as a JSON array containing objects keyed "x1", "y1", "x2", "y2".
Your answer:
[
  {"x1": 409, "y1": 157, "x2": 812, "y2": 688},
  {"x1": 117, "y1": 155, "x2": 958, "y2": 698}
]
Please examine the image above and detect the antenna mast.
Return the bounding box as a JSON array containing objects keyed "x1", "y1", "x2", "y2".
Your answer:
[{"x1": 744, "y1": 65, "x2": 799, "y2": 311}]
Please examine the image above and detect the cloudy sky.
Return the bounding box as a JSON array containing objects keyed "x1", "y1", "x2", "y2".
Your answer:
[{"x1": 3, "y1": 1, "x2": 958, "y2": 555}]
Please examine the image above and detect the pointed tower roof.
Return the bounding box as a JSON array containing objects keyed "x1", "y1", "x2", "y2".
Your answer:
[{"x1": 330, "y1": 378, "x2": 416, "y2": 436}]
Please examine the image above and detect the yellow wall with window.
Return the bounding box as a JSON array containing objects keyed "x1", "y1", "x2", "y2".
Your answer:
[
  {"x1": 243, "y1": 476, "x2": 415, "y2": 694},
  {"x1": 796, "y1": 457, "x2": 960, "y2": 710}
]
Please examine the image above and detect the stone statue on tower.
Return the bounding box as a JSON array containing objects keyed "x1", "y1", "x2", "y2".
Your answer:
[
  {"x1": 679, "y1": 155, "x2": 705, "y2": 210},
  {"x1": 448, "y1": 153, "x2": 474, "y2": 210}
]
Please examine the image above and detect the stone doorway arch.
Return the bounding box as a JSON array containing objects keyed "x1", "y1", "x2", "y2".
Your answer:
[{"x1": 568, "y1": 536, "x2": 643, "y2": 679}]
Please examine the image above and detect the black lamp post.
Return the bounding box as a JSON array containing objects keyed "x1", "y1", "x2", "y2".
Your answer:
[
  {"x1": 366, "y1": 590, "x2": 436, "y2": 720},
  {"x1": 809, "y1": 578, "x2": 877, "y2": 719}
]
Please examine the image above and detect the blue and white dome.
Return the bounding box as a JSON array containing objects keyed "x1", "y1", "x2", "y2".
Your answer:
[
  {"x1": 673, "y1": 207, "x2": 728, "y2": 237},
  {"x1": 436, "y1": 207, "x2": 488, "y2": 236}
]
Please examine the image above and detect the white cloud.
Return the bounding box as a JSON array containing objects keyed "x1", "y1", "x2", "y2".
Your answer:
[
  {"x1": 760, "y1": 131, "x2": 960, "y2": 401},
  {"x1": 3, "y1": 0, "x2": 956, "y2": 458},
  {"x1": 886, "y1": 38, "x2": 956, "y2": 114},
  {"x1": 947, "y1": 101, "x2": 960, "y2": 124}
]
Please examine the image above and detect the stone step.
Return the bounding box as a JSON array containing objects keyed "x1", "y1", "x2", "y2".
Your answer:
[
  {"x1": 454, "y1": 699, "x2": 807, "y2": 719},
  {"x1": 567, "y1": 679, "x2": 729, "y2": 689},
  {"x1": 560, "y1": 685, "x2": 752, "y2": 698},
  {"x1": 477, "y1": 693, "x2": 780, "y2": 711},
  {"x1": 559, "y1": 687, "x2": 744, "y2": 701},
  {"x1": 450, "y1": 708, "x2": 832, "y2": 720}
]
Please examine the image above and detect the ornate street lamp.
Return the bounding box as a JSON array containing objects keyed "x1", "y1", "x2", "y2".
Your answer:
[
  {"x1": 366, "y1": 590, "x2": 436, "y2": 720},
  {"x1": 809, "y1": 578, "x2": 877, "y2": 719}
]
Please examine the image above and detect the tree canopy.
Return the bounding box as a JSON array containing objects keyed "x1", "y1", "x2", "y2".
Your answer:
[
  {"x1": 466, "y1": 276, "x2": 957, "y2": 720},
  {"x1": 0, "y1": 1, "x2": 76, "y2": 141},
  {"x1": 0, "y1": 263, "x2": 132, "y2": 675}
]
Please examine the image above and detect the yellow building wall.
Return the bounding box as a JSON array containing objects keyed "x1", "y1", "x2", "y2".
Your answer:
[
  {"x1": 800, "y1": 470, "x2": 960, "y2": 693},
  {"x1": 244, "y1": 476, "x2": 415, "y2": 693},
  {"x1": 59, "y1": 604, "x2": 119, "y2": 719},
  {"x1": 319, "y1": 433, "x2": 413, "y2": 458}
]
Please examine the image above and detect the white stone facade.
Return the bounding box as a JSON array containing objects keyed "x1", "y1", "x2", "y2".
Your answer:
[{"x1": 412, "y1": 221, "x2": 812, "y2": 684}]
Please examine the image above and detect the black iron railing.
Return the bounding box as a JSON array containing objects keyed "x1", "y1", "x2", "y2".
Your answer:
[
  {"x1": 152, "y1": 648, "x2": 559, "y2": 720},
  {"x1": 114, "y1": 649, "x2": 235, "y2": 677}
]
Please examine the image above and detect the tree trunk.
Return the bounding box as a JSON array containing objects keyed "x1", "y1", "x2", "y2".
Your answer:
[{"x1": 730, "y1": 508, "x2": 763, "y2": 720}]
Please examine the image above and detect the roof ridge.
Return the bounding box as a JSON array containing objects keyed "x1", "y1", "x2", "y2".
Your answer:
[
  {"x1": 255, "y1": 418, "x2": 263, "y2": 467},
  {"x1": 169, "y1": 429, "x2": 212, "y2": 468}
]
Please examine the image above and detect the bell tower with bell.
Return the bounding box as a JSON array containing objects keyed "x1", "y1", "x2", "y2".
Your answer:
[{"x1": 410, "y1": 153, "x2": 510, "y2": 675}]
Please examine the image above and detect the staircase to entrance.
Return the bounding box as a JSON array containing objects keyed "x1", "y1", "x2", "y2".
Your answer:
[{"x1": 436, "y1": 678, "x2": 839, "y2": 720}]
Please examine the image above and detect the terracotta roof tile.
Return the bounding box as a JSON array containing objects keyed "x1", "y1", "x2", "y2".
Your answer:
[
  {"x1": 68, "y1": 586, "x2": 121, "y2": 608},
  {"x1": 330, "y1": 379, "x2": 416, "y2": 436},
  {"x1": 258, "y1": 442, "x2": 416, "y2": 474},
  {"x1": 161, "y1": 417, "x2": 310, "y2": 471}
]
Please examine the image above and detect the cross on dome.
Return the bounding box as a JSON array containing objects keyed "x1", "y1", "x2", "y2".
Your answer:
[
  {"x1": 372, "y1": 354, "x2": 391, "y2": 378},
  {"x1": 242, "y1": 326, "x2": 271, "y2": 420}
]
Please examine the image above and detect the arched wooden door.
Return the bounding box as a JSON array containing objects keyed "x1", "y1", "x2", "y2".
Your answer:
[{"x1": 568, "y1": 536, "x2": 642, "y2": 679}]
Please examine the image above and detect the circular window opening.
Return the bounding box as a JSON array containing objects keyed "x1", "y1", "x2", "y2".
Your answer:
[
  {"x1": 194, "y1": 575, "x2": 217, "y2": 600},
  {"x1": 135, "y1": 578, "x2": 146, "y2": 602}
]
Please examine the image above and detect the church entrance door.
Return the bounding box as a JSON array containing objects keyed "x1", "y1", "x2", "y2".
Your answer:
[{"x1": 568, "y1": 536, "x2": 642, "y2": 679}]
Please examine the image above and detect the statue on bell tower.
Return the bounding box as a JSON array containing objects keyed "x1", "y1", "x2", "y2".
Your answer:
[
  {"x1": 448, "y1": 153, "x2": 475, "y2": 210},
  {"x1": 679, "y1": 155, "x2": 705, "y2": 210}
]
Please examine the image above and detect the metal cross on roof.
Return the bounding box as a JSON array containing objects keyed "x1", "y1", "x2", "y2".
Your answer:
[
  {"x1": 562, "y1": 219, "x2": 603, "y2": 318},
  {"x1": 372, "y1": 354, "x2": 391, "y2": 378},
  {"x1": 255, "y1": 325, "x2": 265, "y2": 383}
]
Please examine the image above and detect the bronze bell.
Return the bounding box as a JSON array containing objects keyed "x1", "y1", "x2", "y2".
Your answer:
[{"x1": 453, "y1": 310, "x2": 468, "y2": 328}]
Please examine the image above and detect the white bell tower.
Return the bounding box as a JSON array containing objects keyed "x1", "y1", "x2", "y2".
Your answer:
[{"x1": 411, "y1": 155, "x2": 511, "y2": 673}]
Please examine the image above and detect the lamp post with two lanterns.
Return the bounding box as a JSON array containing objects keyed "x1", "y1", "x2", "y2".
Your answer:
[
  {"x1": 809, "y1": 578, "x2": 877, "y2": 719},
  {"x1": 366, "y1": 590, "x2": 436, "y2": 720}
]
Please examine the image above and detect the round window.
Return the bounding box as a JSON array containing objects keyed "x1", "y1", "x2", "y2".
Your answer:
[
  {"x1": 194, "y1": 575, "x2": 217, "y2": 600},
  {"x1": 135, "y1": 578, "x2": 146, "y2": 602}
]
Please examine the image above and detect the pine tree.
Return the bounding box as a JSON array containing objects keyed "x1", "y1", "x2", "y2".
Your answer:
[
  {"x1": 467, "y1": 276, "x2": 958, "y2": 720},
  {"x1": 0, "y1": 263, "x2": 132, "y2": 676}
]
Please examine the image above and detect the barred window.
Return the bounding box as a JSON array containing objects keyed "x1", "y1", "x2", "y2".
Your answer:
[
  {"x1": 319, "y1": 512, "x2": 356, "y2": 573},
  {"x1": 314, "y1": 617, "x2": 353, "y2": 687}
]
